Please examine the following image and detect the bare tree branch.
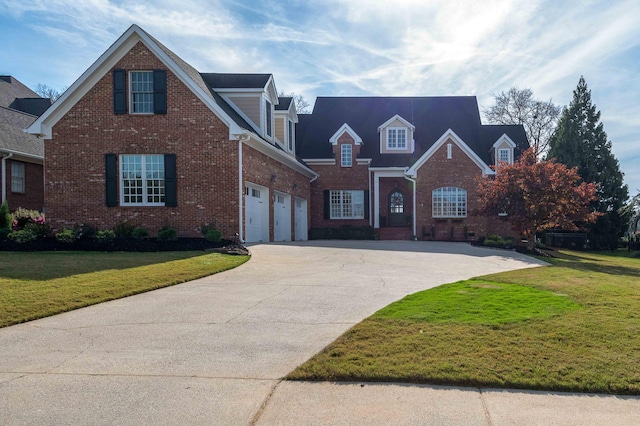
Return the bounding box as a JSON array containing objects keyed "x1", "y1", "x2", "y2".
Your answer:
[{"x1": 483, "y1": 87, "x2": 560, "y2": 158}]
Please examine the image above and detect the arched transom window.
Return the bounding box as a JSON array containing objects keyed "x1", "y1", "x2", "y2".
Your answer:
[{"x1": 432, "y1": 187, "x2": 467, "y2": 218}]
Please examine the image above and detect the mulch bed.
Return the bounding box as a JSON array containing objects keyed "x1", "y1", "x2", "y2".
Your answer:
[{"x1": 0, "y1": 237, "x2": 249, "y2": 255}]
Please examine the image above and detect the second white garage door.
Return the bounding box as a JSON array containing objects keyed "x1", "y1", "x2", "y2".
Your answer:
[
  {"x1": 245, "y1": 183, "x2": 269, "y2": 243},
  {"x1": 273, "y1": 192, "x2": 291, "y2": 242}
]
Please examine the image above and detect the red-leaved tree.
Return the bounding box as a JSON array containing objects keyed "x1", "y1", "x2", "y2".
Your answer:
[{"x1": 476, "y1": 148, "x2": 600, "y2": 248}]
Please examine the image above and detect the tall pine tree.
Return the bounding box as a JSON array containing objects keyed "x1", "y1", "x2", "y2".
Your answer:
[{"x1": 548, "y1": 76, "x2": 628, "y2": 250}]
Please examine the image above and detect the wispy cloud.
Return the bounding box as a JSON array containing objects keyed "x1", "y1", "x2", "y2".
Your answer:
[{"x1": 2, "y1": 0, "x2": 639, "y2": 193}]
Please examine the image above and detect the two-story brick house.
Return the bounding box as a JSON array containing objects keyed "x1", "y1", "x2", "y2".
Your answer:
[
  {"x1": 297, "y1": 97, "x2": 528, "y2": 241},
  {"x1": 27, "y1": 25, "x2": 527, "y2": 243},
  {"x1": 27, "y1": 25, "x2": 316, "y2": 242}
]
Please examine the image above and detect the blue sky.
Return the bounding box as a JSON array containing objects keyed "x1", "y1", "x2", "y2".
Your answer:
[{"x1": 2, "y1": 0, "x2": 639, "y2": 196}]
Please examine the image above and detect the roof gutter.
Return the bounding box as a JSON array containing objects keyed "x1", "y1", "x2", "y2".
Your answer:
[{"x1": 1, "y1": 151, "x2": 14, "y2": 204}]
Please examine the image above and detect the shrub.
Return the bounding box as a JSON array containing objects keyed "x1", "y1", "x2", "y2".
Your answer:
[
  {"x1": 483, "y1": 234, "x2": 514, "y2": 248},
  {"x1": 0, "y1": 227, "x2": 11, "y2": 240},
  {"x1": 113, "y1": 222, "x2": 136, "y2": 238},
  {"x1": 55, "y1": 228, "x2": 77, "y2": 243},
  {"x1": 157, "y1": 226, "x2": 177, "y2": 241},
  {"x1": 205, "y1": 229, "x2": 222, "y2": 243},
  {"x1": 74, "y1": 223, "x2": 97, "y2": 240},
  {"x1": 8, "y1": 228, "x2": 37, "y2": 243},
  {"x1": 309, "y1": 226, "x2": 375, "y2": 240},
  {"x1": 132, "y1": 227, "x2": 150, "y2": 239},
  {"x1": 95, "y1": 229, "x2": 116, "y2": 242},
  {"x1": 0, "y1": 201, "x2": 11, "y2": 229},
  {"x1": 95, "y1": 230, "x2": 115, "y2": 242}
]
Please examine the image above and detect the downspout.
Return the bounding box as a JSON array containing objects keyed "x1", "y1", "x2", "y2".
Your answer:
[
  {"x1": 235, "y1": 132, "x2": 251, "y2": 244},
  {"x1": 404, "y1": 172, "x2": 417, "y2": 238},
  {"x1": 237, "y1": 138, "x2": 245, "y2": 244},
  {"x1": 1, "y1": 151, "x2": 13, "y2": 204}
]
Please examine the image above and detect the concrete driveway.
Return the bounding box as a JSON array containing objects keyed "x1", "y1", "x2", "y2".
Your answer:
[{"x1": 0, "y1": 241, "x2": 637, "y2": 425}]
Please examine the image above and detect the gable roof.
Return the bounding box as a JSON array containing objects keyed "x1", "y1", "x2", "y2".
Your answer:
[
  {"x1": 297, "y1": 96, "x2": 529, "y2": 168},
  {"x1": 275, "y1": 97, "x2": 293, "y2": 111},
  {"x1": 27, "y1": 25, "x2": 245, "y2": 139}
]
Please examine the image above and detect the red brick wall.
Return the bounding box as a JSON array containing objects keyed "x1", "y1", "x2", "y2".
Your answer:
[
  {"x1": 242, "y1": 144, "x2": 311, "y2": 240},
  {"x1": 46, "y1": 42, "x2": 239, "y2": 237},
  {"x1": 309, "y1": 134, "x2": 370, "y2": 228},
  {"x1": 414, "y1": 140, "x2": 514, "y2": 241},
  {"x1": 5, "y1": 160, "x2": 44, "y2": 212}
]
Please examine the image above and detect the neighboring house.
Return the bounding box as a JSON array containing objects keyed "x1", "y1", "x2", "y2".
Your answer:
[
  {"x1": 0, "y1": 76, "x2": 51, "y2": 211},
  {"x1": 26, "y1": 25, "x2": 527, "y2": 243},
  {"x1": 27, "y1": 25, "x2": 316, "y2": 242},
  {"x1": 296, "y1": 97, "x2": 528, "y2": 241}
]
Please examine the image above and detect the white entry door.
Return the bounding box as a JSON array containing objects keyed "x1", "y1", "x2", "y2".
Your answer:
[
  {"x1": 245, "y1": 183, "x2": 269, "y2": 243},
  {"x1": 294, "y1": 197, "x2": 308, "y2": 241},
  {"x1": 273, "y1": 192, "x2": 291, "y2": 242}
]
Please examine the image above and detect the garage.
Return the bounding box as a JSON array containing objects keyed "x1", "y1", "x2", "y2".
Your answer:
[
  {"x1": 294, "y1": 197, "x2": 308, "y2": 241},
  {"x1": 273, "y1": 191, "x2": 291, "y2": 242},
  {"x1": 245, "y1": 183, "x2": 269, "y2": 243}
]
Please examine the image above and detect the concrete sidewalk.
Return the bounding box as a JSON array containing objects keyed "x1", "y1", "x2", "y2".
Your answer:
[{"x1": 1, "y1": 241, "x2": 637, "y2": 424}]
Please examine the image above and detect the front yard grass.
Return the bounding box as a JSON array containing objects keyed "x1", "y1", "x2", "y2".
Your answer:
[
  {"x1": 288, "y1": 250, "x2": 640, "y2": 395},
  {"x1": 0, "y1": 251, "x2": 249, "y2": 328}
]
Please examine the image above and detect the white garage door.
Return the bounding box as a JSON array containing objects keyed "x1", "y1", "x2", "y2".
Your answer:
[
  {"x1": 245, "y1": 183, "x2": 269, "y2": 243},
  {"x1": 294, "y1": 197, "x2": 308, "y2": 241},
  {"x1": 273, "y1": 192, "x2": 291, "y2": 242}
]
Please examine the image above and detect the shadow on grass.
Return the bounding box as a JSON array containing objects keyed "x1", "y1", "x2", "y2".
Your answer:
[
  {"x1": 0, "y1": 251, "x2": 205, "y2": 280},
  {"x1": 549, "y1": 251, "x2": 640, "y2": 278}
]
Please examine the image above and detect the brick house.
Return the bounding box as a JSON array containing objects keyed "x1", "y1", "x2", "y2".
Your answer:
[
  {"x1": 1, "y1": 76, "x2": 51, "y2": 211},
  {"x1": 27, "y1": 25, "x2": 316, "y2": 242},
  {"x1": 297, "y1": 97, "x2": 528, "y2": 241},
  {"x1": 27, "y1": 25, "x2": 527, "y2": 243}
]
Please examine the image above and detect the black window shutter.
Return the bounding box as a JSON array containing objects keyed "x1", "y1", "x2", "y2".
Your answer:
[
  {"x1": 153, "y1": 70, "x2": 167, "y2": 114},
  {"x1": 364, "y1": 190, "x2": 370, "y2": 220},
  {"x1": 113, "y1": 69, "x2": 126, "y2": 114},
  {"x1": 324, "y1": 190, "x2": 330, "y2": 219},
  {"x1": 164, "y1": 154, "x2": 177, "y2": 207},
  {"x1": 105, "y1": 154, "x2": 117, "y2": 206}
]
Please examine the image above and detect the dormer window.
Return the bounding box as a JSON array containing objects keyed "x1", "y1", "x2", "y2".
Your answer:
[
  {"x1": 498, "y1": 148, "x2": 510, "y2": 163},
  {"x1": 387, "y1": 128, "x2": 407, "y2": 149},
  {"x1": 265, "y1": 99, "x2": 272, "y2": 137}
]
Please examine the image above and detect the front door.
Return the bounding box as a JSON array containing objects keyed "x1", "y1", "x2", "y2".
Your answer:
[{"x1": 389, "y1": 190, "x2": 405, "y2": 227}]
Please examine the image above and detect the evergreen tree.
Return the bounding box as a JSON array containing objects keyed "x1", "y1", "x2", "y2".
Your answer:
[{"x1": 548, "y1": 76, "x2": 628, "y2": 250}]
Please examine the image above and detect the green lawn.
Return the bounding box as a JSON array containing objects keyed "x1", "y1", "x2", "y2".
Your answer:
[
  {"x1": 288, "y1": 250, "x2": 640, "y2": 395},
  {"x1": 0, "y1": 251, "x2": 249, "y2": 328}
]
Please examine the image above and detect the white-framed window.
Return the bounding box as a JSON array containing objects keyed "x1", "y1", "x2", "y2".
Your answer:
[
  {"x1": 288, "y1": 119, "x2": 294, "y2": 152},
  {"x1": 120, "y1": 154, "x2": 165, "y2": 206},
  {"x1": 330, "y1": 190, "x2": 364, "y2": 219},
  {"x1": 11, "y1": 161, "x2": 25, "y2": 193},
  {"x1": 341, "y1": 144, "x2": 352, "y2": 167},
  {"x1": 432, "y1": 187, "x2": 467, "y2": 218},
  {"x1": 130, "y1": 71, "x2": 154, "y2": 114},
  {"x1": 265, "y1": 99, "x2": 272, "y2": 137},
  {"x1": 387, "y1": 127, "x2": 407, "y2": 149},
  {"x1": 498, "y1": 148, "x2": 511, "y2": 164}
]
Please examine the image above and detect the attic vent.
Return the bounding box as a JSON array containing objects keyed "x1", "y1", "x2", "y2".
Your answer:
[{"x1": 447, "y1": 143, "x2": 452, "y2": 159}]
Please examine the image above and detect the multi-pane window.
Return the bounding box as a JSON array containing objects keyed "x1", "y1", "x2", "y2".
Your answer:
[
  {"x1": 130, "y1": 71, "x2": 154, "y2": 113},
  {"x1": 498, "y1": 148, "x2": 510, "y2": 164},
  {"x1": 11, "y1": 161, "x2": 25, "y2": 193},
  {"x1": 432, "y1": 187, "x2": 467, "y2": 218},
  {"x1": 288, "y1": 119, "x2": 294, "y2": 152},
  {"x1": 121, "y1": 154, "x2": 165, "y2": 205},
  {"x1": 387, "y1": 128, "x2": 407, "y2": 149},
  {"x1": 330, "y1": 190, "x2": 364, "y2": 219},
  {"x1": 341, "y1": 144, "x2": 352, "y2": 167},
  {"x1": 265, "y1": 100, "x2": 272, "y2": 137}
]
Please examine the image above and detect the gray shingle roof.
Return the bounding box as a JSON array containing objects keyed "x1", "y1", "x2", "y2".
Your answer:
[
  {"x1": 201, "y1": 73, "x2": 271, "y2": 89},
  {"x1": 0, "y1": 76, "x2": 48, "y2": 158},
  {"x1": 297, "y1": 96, "x2": 528, "y2": 167}
]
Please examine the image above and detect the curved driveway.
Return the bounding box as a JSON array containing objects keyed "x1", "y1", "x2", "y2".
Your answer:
[{"x1": 0, "y1": 241, "x2": 606, "y2": 424}]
